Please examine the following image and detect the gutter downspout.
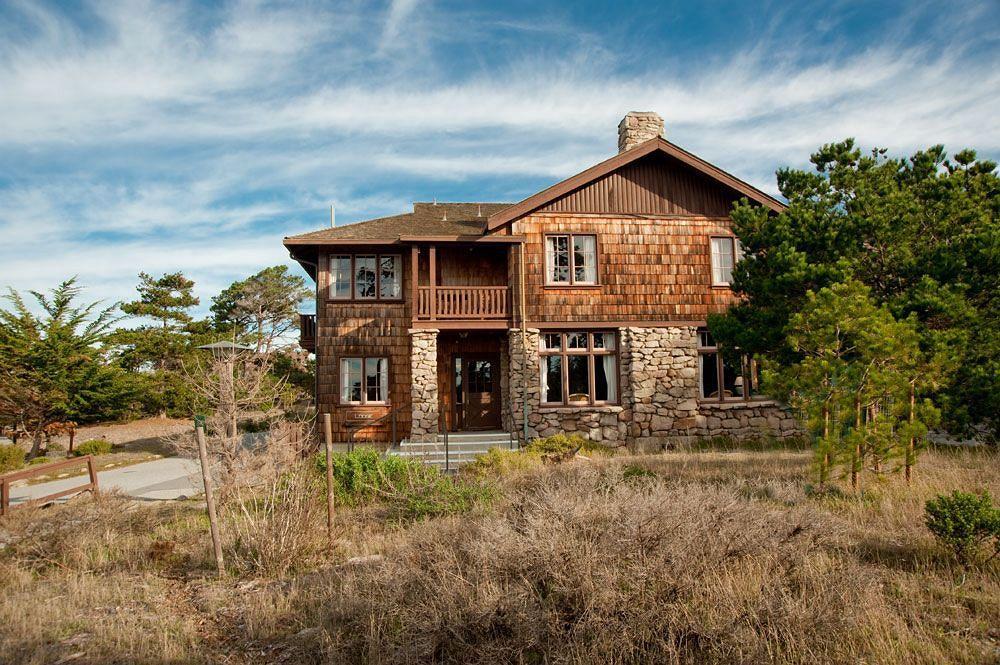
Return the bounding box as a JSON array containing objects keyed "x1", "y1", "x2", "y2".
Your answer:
[{"x1": 519, "y1": 242, "x2": 529, "y2": 445}]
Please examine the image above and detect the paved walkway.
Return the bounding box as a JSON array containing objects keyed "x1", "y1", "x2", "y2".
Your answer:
[{"x1": 8, "y1": 457, "x2": 202, "y2": 506}]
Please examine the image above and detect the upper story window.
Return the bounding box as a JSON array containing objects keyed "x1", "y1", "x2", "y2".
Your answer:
[
  {"x1": 545, "y1": 234, "x2": 598, "y2": 285},
  {"x1": 329, "y1": 254, "x2": 401, "y2": 300},
  {"x1": 697, "y1": 328, "x2": 765, "y2": 403},
  {"x1": 710, "y1": 236, "x2": 742, "y2": 287},
  {"x1": 540, "y1": 331, "x2": 617, "y2": 406}
]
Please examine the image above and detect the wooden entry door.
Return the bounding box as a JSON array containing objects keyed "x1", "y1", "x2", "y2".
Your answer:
[{"x1": 454, "y1": 355, "x2": 501, "y2": 430}]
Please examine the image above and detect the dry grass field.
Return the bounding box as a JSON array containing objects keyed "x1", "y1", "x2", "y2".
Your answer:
[{"x1": 0, "y1": 445, "x2": 997, "y2": 664}]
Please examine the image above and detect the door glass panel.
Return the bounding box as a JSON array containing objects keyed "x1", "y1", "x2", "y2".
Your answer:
[
  {"x1": 454, "y1": 358, "x2": 463, "y2": 404},
  {"x1": 467, "y1": 360, "x2": 493, "y2": 393}
]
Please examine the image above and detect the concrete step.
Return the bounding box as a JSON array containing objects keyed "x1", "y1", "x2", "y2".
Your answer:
[
  {"x1": 435, "y1": 430, "x2": 515, "y2": 444},
  {"x1": 398, "y1": 441, "x2": 515, "y2": 454}
]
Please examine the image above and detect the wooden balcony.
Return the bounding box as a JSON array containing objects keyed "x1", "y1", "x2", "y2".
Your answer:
[
  {"x1": 299, "y1": 313, "x2": 316, "y2": 352},
  {"x1": 416, "y1": 286, "x2": 509, "y2": 321}
]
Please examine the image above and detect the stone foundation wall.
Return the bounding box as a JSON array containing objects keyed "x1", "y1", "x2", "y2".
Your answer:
[
  {"x1": 409, "y1": 329, "x2": 438, "y2": 442},
  {"x1": 505, "y1": 325, "x2": 800, "y2": 449}
]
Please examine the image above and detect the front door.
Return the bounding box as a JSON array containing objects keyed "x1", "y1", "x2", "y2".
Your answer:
[{"x1": 454, "y1": 355, "x2": 501, "y2": 430}]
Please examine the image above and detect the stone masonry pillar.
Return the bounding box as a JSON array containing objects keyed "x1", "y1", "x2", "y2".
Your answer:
[{"x1": 409, "y1": 328, "x2": 439, "y2": 442}]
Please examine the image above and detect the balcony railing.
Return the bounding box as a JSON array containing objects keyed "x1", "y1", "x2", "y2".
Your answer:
[
  {"x1": 299, "y1": 313, "x2": 316, "y2": 351},
  {"x1": 416, "y1": 286, "x2": 509, "y2": 320}
]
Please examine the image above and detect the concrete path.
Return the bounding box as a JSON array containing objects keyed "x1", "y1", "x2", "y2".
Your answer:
[{"x1": 8, "y1": 457, "x2": 202, "y2": 506}]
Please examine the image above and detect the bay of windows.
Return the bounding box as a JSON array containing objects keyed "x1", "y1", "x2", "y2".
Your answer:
[
  {"x1": 540, "y1": 331, "x2": 617, "y2": 405},
  {"x1": 697, "y1": 329, "x2": 764, "y2": 402},
  {"x1": 329, "y1": 254, "x2": 401, "y2": 300},
  {"x1": 340, "y1": 356, "x2": 389, "y2": 404},
  {"x1": 545, "y1": 234, "x2": 597, "y2": 285}
]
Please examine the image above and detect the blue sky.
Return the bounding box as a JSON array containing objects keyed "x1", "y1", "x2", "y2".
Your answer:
[{"x1": 1, "y1": 0, "x2": 998, "y2": 316}]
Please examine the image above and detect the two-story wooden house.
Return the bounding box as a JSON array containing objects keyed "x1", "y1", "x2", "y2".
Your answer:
[{"x1": 284, "y1": 112, "x2": 798, "y2": 450}]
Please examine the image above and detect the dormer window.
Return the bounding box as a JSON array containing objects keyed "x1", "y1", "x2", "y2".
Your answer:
[{"x1": 545, "y1": 234, "x2": 598, "y2": 285}]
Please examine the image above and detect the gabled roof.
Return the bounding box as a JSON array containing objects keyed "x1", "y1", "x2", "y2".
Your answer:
[
  {"x1": 486, "y1": 137, "x2": 785, "y2": 230},
  {"x1": 284, "y1": 202, "x2": 512, "y2": 245}
]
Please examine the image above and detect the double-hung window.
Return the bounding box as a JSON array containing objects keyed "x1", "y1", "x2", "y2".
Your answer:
[
  {"x1": 329, "y1": 254, "x2": 401, "y2": 300},
  {"x1": 697, "y1": 329, "x2": 764, "y2": 402},
  {"x1": 540, "y1": 331, "x2": 618, "y2": 405},
  {"x1": 545, "y1": 234, "x2": 597, "y2": 285},
  {"x1": 710, "y1": 236, "x2": 741, "y2": 287},
  {"x1": 340, "y1": 356, "x2": 389, "y2": 404}
]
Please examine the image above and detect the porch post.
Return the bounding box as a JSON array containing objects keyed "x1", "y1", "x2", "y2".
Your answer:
[
  {"x1": 429, "y1": 244, "x2": 437, "y2": 320},
  {"x1": 410, "y1": 245, "x2": 419, "y2": 322},
  {"x1": 409, "y1": 328, "x2": 439, "y2": 442}
]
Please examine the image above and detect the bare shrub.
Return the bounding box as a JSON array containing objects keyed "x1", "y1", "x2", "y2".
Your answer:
[
  {"x1": 223, "y1": 466, "x2": 325, "y2": 578},
  {"x1": 289, "y1": 463, "x2": 951, "y2": 664}
]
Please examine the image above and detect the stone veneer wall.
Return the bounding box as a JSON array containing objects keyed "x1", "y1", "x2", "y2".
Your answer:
[
  {"x1": 507, "y1": 325, "x2": 800, "y2": 449},
  {"x1": 409, "y1": 329, "x2": 439, "y2": 442}
]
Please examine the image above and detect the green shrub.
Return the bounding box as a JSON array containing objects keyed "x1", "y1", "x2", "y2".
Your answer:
[
  {"x1": 73, "y1": 439, "x2": 113, "y2": 456},
  {"x1": 524, "y1": 432, "x2": 613, "y2": 457},
  {"x1": 621, "y1": 464, "x2": 658, "y2": 482},
  {"x1": 313, "y1": 447, "x2": 492, "y2": 519},
  {"x1": 314, "y1": 447, "x2": 432, "y2": 506},
  {"x1": 386, "y1": 473, "x2": 494, "y2": 522},
  {"x1": 464, "y1": 447, "x2": 538, "y2": 478},
  {"x1": 924, "y1": 490, "x2": 1000, "y2": 565},
  {"x1": 0, "y1": 444, "x2": 25, "y2": 473}
]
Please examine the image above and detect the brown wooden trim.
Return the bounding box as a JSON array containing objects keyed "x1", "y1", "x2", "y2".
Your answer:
[
  {"x1": 486, "y1": 137, "x2": 785, "y2": 230},
  {"x1": 285, "y1": 237, "x2": 403, "y2": 246},
  {"x1": 399, "y1": 234, "x2": 525, "y2": 243},
  {"x1": 410, "y1": 245, "x2": 419, "y2": 319},
  {"x1": 410, "y1": 320, "x2": 509, "y2": 330},
  {"x1": 526, "y1": 320, "x2": 706, "y2": 329}
]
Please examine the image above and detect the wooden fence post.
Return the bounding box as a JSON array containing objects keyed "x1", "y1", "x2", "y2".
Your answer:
[
  {"x1": 86, "y1": 456, "x2": 99, "y2": 495},
  {"x1": 323, "y1": 413, "x2": 335, "y2": 550},
  {"x1": 195, "y1": 424, "x2": 225, "y2": 577},
  {"x1": 1, "y1": 478, "x2": 8, "y2": 517}
]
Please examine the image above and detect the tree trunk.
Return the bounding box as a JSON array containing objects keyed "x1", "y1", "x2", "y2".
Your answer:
[
  {"x1": 906, "y1": 382, "x2": 915, "y2": 485},
  {"x1": 852, "y1": 396, "x2": 861, "y2": 492},
  {"x1": 28, "y1": 429, "x2": 44, "y2": 459},
  {"x1": 821, "y1": 398, "x2": 830, "y2": 489}
]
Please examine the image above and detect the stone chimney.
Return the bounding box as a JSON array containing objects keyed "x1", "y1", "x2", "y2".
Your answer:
[{"x1": 617, "y1": 111, "x2": 664, "y2": 152}]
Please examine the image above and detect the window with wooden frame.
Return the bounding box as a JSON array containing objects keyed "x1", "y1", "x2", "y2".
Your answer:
[
  {"x1": 328, "y1": 254, "x2": 402, "y2": 300},
  {"x1": 539, "y1": 331, "x2": 618, "y2": 406},
  {"x1": 697, "y1": 329, "x2": 765, "y2": 402},
  {"x1": 339, "y1": 356, "x2": 390, "y2": 404},
  {"x1": 710, "y1": 236, "x2": 741, "y2": 287},
  {"x1": 545, "y1": 234, "x2": 598, "y2": 285}
]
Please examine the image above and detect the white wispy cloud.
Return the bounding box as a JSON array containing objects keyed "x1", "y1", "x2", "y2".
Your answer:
[{"x1": 0, "y1": 0, "x2": 997, "y2": 315}]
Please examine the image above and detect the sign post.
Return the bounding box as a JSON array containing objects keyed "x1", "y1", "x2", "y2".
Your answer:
[
  {"x1": 195, "y1": 416, "x2": 225, "y2": 577},
  {"x1": 323, "y1": 412, "x2": 335, "y2": 550}
]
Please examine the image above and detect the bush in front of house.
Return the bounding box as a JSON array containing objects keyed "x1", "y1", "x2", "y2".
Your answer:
[
  {"x1": 524, "y1": 432, "x2": 614, "y2": 457},
  {"x1": 464, "y1": 447, "x2": 539, "y2": 479},
  {"x1": 73, "y1": 439, "x2": 113, "y2": 457},
  {"x1": 0, "y1": 443, "x2": 25, "y2": 473},
  {"x1": 313, "y1": 448, "x2": 492, "y2": 519},
  {"x1": 925, "y1": 490, "x2": 1000, "y2": 565}
]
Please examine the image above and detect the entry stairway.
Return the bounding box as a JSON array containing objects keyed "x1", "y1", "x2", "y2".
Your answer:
[{"x1": 389, "y1": 430, "x2": 518, "y2": 469}]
